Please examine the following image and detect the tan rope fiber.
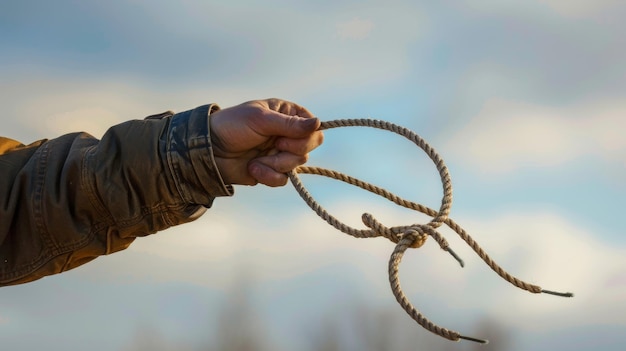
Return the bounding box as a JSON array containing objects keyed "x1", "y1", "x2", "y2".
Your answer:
[{"x1": 287, "y1": 119, "x2": 574, "y2": 343}]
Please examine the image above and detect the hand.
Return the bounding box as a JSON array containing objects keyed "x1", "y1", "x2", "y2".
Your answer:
[{"x1": 209, "y1": 98, "x2": 324, "y2": 187}]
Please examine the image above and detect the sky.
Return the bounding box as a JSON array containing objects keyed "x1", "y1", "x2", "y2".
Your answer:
[{"x1": 0, "y1": 0, "x2": 625, "y2": 350}]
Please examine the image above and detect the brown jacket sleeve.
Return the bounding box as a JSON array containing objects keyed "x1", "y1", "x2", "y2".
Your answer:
[{"x1": 0, "y1": 104, "x2": 233, "y2": 286}]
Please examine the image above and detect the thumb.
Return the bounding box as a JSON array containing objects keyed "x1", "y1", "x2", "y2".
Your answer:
[{"x1": 255, "y1": 111, "x2": 321, "y2": 138}]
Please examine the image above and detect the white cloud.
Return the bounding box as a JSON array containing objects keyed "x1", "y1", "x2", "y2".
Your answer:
[
  {"x1": 42, "y1": 107, "x2": 123, "y2": 139},
  {"x1": 443, "y1": 99, "x2": 626, "y2": 174},
  {"x1": 461, "y1": 0, "x2": 621, "y2": 18},
  {"x1": 117, "y1": 189, "x2": 626, "y2": 329},
  {"x1": 1, "y1": 2, "x2": 429, "y2": 141},
  {"x1": 455, "y1": 211, "x2": 625, "y2": 326},
  {"x1": 262, "y1": 5, "x2": 424, "y2": 97},
  {"x1": 127, "y1": 211, "x2": 243, "y2": 264},
  {"x1": 125, "y1": 197, "x2": 404, "y2": 284},
  {"x1": 540, "y1": 0, "x2": 622, "y2": 18},
  {"x1": 2, "y1": 77, "x2": 159, "y2": 139},
  {"x1": 336, "y1": 17, "x2": 375, "y2": 40},
  {"x1": 0, "y1": 74, "x2": 286, "y2": 141}
]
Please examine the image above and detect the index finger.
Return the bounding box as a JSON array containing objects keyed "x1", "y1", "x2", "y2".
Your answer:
[
  {"x1": 276, "y1": 131, "x2": 325, "y2": 155},
  {"x1": 263, "y1": 98, "x2": 315, "y2": 119}
]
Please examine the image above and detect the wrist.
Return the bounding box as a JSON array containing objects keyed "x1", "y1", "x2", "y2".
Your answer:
[{"x1": 165, "y1": 104, "x2": 233, "y2": 205}]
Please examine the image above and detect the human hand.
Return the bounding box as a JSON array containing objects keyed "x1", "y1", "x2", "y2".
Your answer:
[{"x1": 209, "y1": 98, "x2": 324, "y2": 187}]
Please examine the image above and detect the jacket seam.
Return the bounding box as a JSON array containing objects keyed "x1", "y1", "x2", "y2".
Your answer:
[
  {"x1": 82, "y1": 145, "x2": 116, "y2": 227},
  {"x1": 32, "y1": 142, "x2": 58, "y2": 252}
]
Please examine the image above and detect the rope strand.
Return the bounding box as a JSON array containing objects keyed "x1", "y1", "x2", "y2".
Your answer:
[{"x1": 288, "y1": 118, "x2": 573, "y2": 343}]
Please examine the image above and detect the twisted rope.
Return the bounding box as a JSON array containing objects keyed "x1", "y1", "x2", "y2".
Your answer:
[{"x1": 288, "y1": 119, "x2": 573, "y2": 343}]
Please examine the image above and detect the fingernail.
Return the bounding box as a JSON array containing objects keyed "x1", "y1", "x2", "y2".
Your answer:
[{"x1": 302, "y1": 118, "x2": 319, "y2": 129}]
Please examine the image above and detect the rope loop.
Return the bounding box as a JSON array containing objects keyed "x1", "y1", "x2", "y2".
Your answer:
[{"x1": 288, "y1": 118, "x2": 574, "y2": 343}]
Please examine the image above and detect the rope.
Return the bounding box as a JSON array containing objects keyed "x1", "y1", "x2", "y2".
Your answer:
[{"x1": 288, "y1": 119, "x2": 574, "y2": 343}]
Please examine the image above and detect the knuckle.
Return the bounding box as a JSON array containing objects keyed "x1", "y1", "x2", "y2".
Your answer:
[
  {"x1": 300, "y1": 154, "x2": 309, "y2": 164},
  {"x1": 317, "y1": 131, "x2": 325, "y2": 145},
  {"x1": 285, "y1": 115, "x2": 299, "y2": 130}
]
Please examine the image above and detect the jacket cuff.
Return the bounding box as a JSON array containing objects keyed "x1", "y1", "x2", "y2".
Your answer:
[{"x1": 166, "y1": 104, "x2": 234, "y2": 206}]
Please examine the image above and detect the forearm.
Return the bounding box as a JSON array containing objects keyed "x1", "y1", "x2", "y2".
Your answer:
[{"x1": 0, "y1": 104, "x2": 232, "y2": 286}]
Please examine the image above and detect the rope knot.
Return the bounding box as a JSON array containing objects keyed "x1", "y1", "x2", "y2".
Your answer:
[
  {"x1": 401, "y1": 229, "x2": 428, "y2": 249},
  {"x1": 360, "y1": 213, "x2": 428, "y2": 248}
]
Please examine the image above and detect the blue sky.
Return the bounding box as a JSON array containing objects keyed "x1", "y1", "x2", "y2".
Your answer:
[{"x1": 1, "y1": 1, "x2": 625, "y2": 350}]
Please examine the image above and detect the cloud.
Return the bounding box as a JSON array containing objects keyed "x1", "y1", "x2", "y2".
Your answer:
[
  {"x1": 540, "y1": 0, "x2": 623, "y2": 18},
  {"x1": 0, "y1": 1, "x2": 428, "y2": 141},
  {"x1": 117, "y1": 190, "x2": 626, "y2": 328},
  {"x1": 127, "y1": 209, "x2": 245, "y2": 264},
  {"x1": 373, "y1": 208, "x2": 626, "y2": 338},
  {"x1": 0, "y1": 72, "x2": 299, "y2": 141},
  {"x1": 1, "y1": 1, "x2": 425, "y2": 103},
  {"x1": 336, "y1": 17, "x2": 375, "y2": 40},
  {"x1": 456, "y1": 211, "x2": 625, "y2": 326},
  {"x1": 443, "y1": 98, "x2": 626, "y2": 174},
  {"x1": 458, "y1": 0, "x2": 622, "y2": 18},
  {"x1": 0, "y1": 75, "x2": 160, "y2": 140},
  {"x1": 415, "y1": 0, "x2": 626, "y2": 117}
]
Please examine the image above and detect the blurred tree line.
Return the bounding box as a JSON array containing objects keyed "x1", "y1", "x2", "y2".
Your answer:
[{"x1": 122, "y1": 281, "x2": 511, "y2": 351}]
